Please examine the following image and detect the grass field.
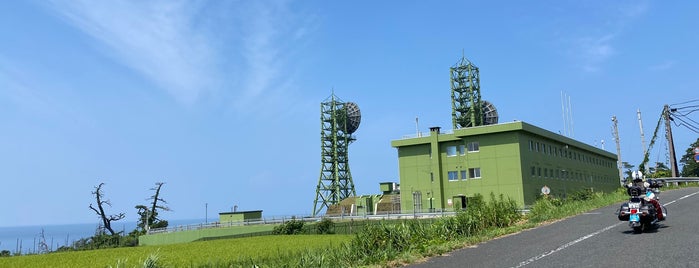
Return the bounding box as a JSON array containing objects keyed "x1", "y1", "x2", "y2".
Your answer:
[{"x1": 0, "y1": 235, "x2": 353, "y2": 268}]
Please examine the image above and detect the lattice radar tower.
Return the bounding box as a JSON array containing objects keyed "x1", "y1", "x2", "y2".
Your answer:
[
  {"x1": 450, "y1": 55, "x2": 498, "y2": 129},
  {"x1": 312, "y1": 93, "x2": 361, "y2": 216}
]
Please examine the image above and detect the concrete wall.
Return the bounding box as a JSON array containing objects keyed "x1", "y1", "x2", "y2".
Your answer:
[{"x1": 139, "y1": 224, "x2": 275, "y2": 246}]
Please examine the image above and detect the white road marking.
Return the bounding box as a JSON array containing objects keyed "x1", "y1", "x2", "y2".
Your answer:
[
  {"x1": 511, "y1": 222, "x2": 623, "y2": 268},
  {"x1": 511, "y1": 189, "x2": 699, "y2": 268}
]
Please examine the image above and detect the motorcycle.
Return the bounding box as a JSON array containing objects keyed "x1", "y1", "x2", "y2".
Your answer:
[{"x1": 617, "y1": 179, "x2": 666, "y2": 233}]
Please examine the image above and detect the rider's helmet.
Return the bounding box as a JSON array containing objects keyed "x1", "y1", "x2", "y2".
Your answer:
[{"x1": 631, "y1": 170, "x2": 644, "y2": 183}]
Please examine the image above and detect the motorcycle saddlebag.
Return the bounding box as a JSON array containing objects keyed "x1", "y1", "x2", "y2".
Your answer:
[{"x1": 617, "y1": 203, "x2": 630, "y2": 221}]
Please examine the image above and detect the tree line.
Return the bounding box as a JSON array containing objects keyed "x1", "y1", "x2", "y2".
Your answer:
[{"x1": 623, "y1": 137, "x2": 699, "y2": 179}]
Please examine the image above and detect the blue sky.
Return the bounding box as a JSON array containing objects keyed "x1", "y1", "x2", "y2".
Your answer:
[{"x1": 1, "y1": 1, "x2": 697, "y2": 227}]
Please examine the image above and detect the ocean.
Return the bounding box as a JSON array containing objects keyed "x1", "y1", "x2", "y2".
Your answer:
[{"x1": 0, "y1": 219, "x2": 205, "y2": 254}]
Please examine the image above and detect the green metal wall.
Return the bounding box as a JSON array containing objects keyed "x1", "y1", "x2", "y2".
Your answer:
[
  {"x1": 392, "y1": 121, "x2": 619, "y2": 212},
  {"x1": 139, "y1": 224, "x2": 275, "y2": 246}
]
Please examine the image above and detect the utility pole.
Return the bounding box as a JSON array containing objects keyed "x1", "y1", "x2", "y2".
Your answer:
[
  {"x1": 637, "y1": 109, "x2": 648, "y2": 172},
  {"x1": 663, "y1": 105, "x2": 679, "y2": 177},
  {"x1": 612, "y1": 116, "x2": 623, "y2": 185}
]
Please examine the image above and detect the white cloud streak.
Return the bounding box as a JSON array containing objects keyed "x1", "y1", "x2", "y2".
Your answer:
[
  {"x1": 46, "y1": 0, "x2": 313, "y2": 115},
  {"x1": 47, "y1": 0, "x2": 217, "y2": 104},
  {"x1": 570, "y1": 1, "x2": 649, "y2": 72},
  {"x1": 232, "y1": 1, "x2": 313, "y2": 116}
]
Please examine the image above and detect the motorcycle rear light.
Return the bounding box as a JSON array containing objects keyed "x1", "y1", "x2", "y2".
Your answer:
[{"x1": 631, "y1": 209, "x2": 638, "y2": 214}]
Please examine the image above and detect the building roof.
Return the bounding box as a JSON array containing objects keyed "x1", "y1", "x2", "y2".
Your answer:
[
  {"x1": 218, "y1": 210, "x2": 263, "y2": 215},
  {"x1": 391, "y1": 121, "x2": 616, "y2": 159}
]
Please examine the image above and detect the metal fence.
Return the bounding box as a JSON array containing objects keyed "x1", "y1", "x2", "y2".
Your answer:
[{"x1": 147, "y1": 211, "x2": 458, "y2": 235}]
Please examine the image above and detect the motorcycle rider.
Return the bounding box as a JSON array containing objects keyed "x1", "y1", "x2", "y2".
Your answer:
[{"x1": 626, "y1": 170, "x2": 665, "y2": 221}]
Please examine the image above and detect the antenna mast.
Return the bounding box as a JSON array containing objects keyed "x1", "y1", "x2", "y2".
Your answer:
[
  {"x1": 561, "y1": 91, "x2": 567, "y2": 136},
  {"x1": 637, "y1": 109, "x2": 648, "y2": 172},
  {"x1": 612, "y1": 116, "x2": 623, "y2": 184}
]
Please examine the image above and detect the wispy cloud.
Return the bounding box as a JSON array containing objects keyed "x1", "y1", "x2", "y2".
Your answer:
[
  {"x1": 568, "y1": 1, "x2": 649, "y2": 72},
  {"x1": 0, "y1": 56, "x2": 90, "y2": 125},
  {"x1": 578, "y1": 34, "x2": 616, "y2": 72},
  {"x1": 232, "y1": 1, "x2": 315, "y2": 116},
  {"x1": 46, "y1": 0, "x2": 314, "y2": 115},
  {"x1": 46, "y1": 0, "x2": 217, "y2": 105},
  {"x1": 649, "y1": 60, "x2": 675, "y2": 71}
]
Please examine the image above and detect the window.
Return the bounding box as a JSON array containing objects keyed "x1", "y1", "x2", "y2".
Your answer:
[
  {"x1": 531, "y1": 166, "x2": 536, "y2": 177},
  {"x1": 467, "y1": 142, "x2": 480, "y2": 152},
  {"x1": 430, "y1": 172, "x2": 434, "y2": 182},
  {"x1": 461, "y1": 170, "x2": 467, "y2": 180},
  {"x1": 448, "y1": 171, "x2": 459, "y2": 181},
  {"x1": 459, "y1": 145, "x2": 466, "y2": 155},
  {"x1": 469, "y1": 168, "x2": 481, "y2": 179},
  {"x1": 538, "y1": 167, "x2": 541, "y2": 177},
  {"x1": 413, "y1": 191, "x2": 422, "y2": 212},
  {"x1": 446, "y1": 146, "x2": 457, "y2": 157},
  {"x1": 529, "y1": 140, "x2": 534, "y2": 151}
]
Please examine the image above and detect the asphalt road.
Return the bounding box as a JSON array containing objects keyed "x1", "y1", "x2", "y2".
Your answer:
[{"x1": 409, "y1": 187, "x2": 699, "y2": 268}]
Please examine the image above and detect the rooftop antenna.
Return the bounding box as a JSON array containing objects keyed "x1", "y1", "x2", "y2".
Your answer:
[
  {"x1": 561, "y1": 91, "x2": 568, "y2": 136},
  {"x1": 415, "y1": 116, "x2": 421, "y2": 137},
  {"x1": 560, "y1": 91, "x2": 575, "y2": 137}
]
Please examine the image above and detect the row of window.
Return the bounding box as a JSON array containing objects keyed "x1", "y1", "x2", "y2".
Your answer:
[
  {"x1": 447, "y1": 168, "x2": 481, "y2": 181},
  {"x1": 446, "y1": 142, "x2": 480, "y2": 157},
  {"x1": 529, "y1": 166, "x2": 613, "y2": 183},
  {"x1": 528, "y1": 140, "x2": 613, "y2": 168}
]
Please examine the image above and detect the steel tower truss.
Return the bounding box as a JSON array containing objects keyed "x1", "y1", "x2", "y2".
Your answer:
[
  {"x1": 313, "y1": 93, "x2": 357, "y2": 216},
  {"x1": 451, "y1": 56, "x2": 482, "y2": 129}
]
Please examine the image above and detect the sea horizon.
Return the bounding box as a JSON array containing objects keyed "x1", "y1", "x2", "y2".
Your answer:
[{"x1": 0, "y1": 218, "x2": 207, "y2": 254}]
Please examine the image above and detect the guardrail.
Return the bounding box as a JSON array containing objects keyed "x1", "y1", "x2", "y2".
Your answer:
[{"x1": 657, "y1": 177, "x2": 699, "y2": 183}]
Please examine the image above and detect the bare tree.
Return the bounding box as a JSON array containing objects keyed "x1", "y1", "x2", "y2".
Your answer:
[
  {"x1": 89, "y1": 183, "x2": 125, "y2": 236},
  {"x1": 137, "y1": 182, "x2": 171, "y2": 232}
]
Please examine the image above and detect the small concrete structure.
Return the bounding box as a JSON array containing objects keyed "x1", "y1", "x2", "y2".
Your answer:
[{"x1": 219, "y1": 210, "x2": 263, "y2": 223}]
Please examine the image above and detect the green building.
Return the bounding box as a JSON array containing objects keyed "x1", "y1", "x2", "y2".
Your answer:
[
  {"x1": 391, "y1": 121, "x2": 619, "y2": 213},
  {"x1": 219, "y1": 210, "x2": 263, "y2": 223}
]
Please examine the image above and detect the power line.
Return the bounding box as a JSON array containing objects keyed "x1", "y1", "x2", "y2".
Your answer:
[{"x1": 670, "y1": 99, "x2": 699, "y2": 106}]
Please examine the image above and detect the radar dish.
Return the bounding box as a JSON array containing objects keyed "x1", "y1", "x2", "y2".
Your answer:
[
  {"x1": 482, "y1": 100, "x2": 498, "y2": 125},
  {"x1": 345, "y1": 102, "x2": 361, "y2": 134}
]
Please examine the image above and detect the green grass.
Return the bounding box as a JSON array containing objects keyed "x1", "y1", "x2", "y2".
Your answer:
[
  {"x1": 0, "y1": 235, "x2": 353, "y2": 268},
  {"x1": 4, "y1": 184, "x2": 696, "y2": 268}
]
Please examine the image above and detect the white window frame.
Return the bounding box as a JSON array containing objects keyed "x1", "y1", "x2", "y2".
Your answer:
[
  {"x1": 448, "y1": 171, "x2": 459, "y2": 181},
  {"x1": 467, "y1": 141, "x2": 480, "y2": 152},
  {"x1": 446, "y1": 146, "x2": 457, "y2": 157},
  {"x1": 469, "y1": 168, "x2": 481, "y2": 179}
]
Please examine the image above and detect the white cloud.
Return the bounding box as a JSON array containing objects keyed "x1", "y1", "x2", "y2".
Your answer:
[
  {"x1": 46, "y1": 0, "x2": 217, "y2": 105},
  {"x1": 568, "y1": 1, "x2": 649, "y2": 72},
  {"x1": 232, "y1": 1, "x2": 314, "y2": 116},
  {"x1": 46, "y1": 0, "x2": 314, "y2": 116},
  {"x1": 649, "y1": 60, "x2": 675, "y2": 71},
  {"x1": 578, "y1": 34, "x2": 616, "y2": 72}
]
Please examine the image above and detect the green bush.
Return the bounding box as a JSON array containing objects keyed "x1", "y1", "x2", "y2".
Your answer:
[
  {"x1": 316, "y1": 218, "x2": 335, "y2": 234},
  {"x1": 273, "y1": 218, "x2": 305, "y2": 235}
]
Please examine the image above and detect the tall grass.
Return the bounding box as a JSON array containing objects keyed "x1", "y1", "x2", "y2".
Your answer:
[{"x1": 7, "y1": 186, "x2": 687, "y2": 267}]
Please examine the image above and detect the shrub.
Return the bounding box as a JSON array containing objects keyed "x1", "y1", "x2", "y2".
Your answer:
[
  {"x1": 316, "y1": 218, "x2": 335, "y2": 234},
  {"x1": 273, "y1": 218, "x2": 305, "y2": 235}
]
